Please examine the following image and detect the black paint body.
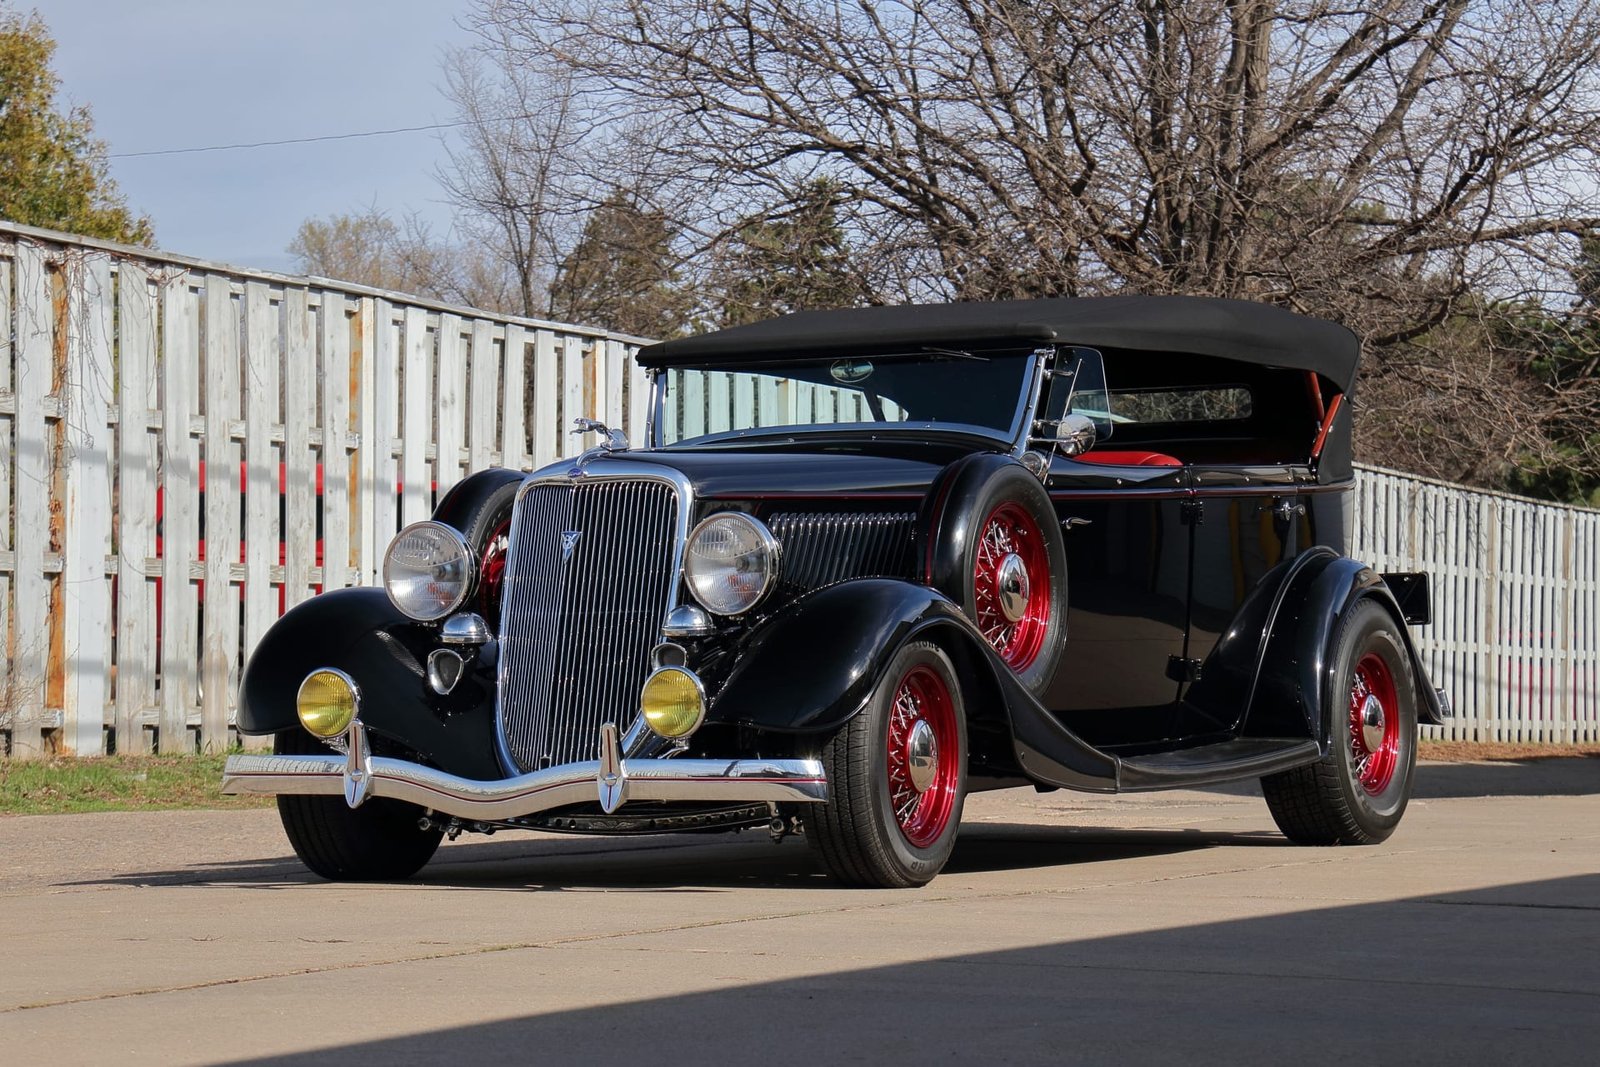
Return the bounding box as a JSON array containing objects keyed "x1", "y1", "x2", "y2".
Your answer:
[
  {"x1": 239, "y1": 445, "x2": 1439, "y2": 794},
  {"x1": 238, "y1": 298, "x2": 1443, "y2": 796}
]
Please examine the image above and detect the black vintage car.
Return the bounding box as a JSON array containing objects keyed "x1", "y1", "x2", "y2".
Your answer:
[{"x1": 224, "y1": 296, "x2": 1449, "y2": 887}]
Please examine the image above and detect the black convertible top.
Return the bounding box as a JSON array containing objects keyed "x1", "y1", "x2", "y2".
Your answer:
[{"x1": 638, "y1": 295, "x2": 1360, "y2": 392}]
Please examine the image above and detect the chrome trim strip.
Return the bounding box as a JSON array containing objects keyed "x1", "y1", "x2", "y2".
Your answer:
[
  {"x1": 221, "y1": 751, "x2": 828, "y2": 821},
  {"x1": 1014, "y1": 346, "x2": 1054, "y2": 458}
]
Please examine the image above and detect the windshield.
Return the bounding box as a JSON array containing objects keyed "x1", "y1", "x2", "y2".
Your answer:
[{"x1": 655, "y1": 349, "x2": 1037, "y2": 446}]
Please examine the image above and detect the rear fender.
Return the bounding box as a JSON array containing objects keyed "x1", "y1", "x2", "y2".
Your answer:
[
  {"x1": 237, "y1": 587, "x2": 504, "y2": 780},
  {"x1": 1214, "y1": 548, "x2": 1446, "y2": 746}
]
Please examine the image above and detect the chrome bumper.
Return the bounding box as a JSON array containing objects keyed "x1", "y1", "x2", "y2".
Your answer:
[{"x1": 221, "y1": 720, "x2": 827, "y2": 821}]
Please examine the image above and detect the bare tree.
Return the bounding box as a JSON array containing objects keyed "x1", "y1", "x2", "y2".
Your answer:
[
  {"x1": 457, "y1": 0, "x2": 1600, "y2": 490},
  {"x1": 436, "y1": 33, "x2": 595, "y2": 318},
  {"x1": 288, "y1": 206, "x2": 516, "y2": 312}
]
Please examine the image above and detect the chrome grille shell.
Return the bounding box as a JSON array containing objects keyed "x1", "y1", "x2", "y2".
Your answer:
[{"x1": 495, "y1": 461, "x2": 692, "y2": 775}]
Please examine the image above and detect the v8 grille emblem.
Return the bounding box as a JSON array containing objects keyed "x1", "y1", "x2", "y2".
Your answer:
[{"x1": 560, "y1": 530, "x2": 582, "y2": 561}]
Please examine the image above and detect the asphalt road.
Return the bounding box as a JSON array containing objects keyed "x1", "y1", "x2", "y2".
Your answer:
[{"x1": 1, "y1": 758, "x2": 1596, "y2": 1066}]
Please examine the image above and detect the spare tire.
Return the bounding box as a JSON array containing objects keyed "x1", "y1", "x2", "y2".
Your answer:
[
  {"x1": 923, "y1": 456, "x2": 1067, "y2": 694},
  {"x1": 432, "y1": 468, "x2": 525, "y2": 624}
]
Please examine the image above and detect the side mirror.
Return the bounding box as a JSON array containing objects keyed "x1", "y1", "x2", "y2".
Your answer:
[{"x1": 1056, "y1": 413, "x2": 1097, "y2": 457}]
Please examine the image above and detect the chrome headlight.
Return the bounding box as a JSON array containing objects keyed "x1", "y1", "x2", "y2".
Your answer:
[
  {"x1": 383, "y1": 521, "x2": 474, "y2": 621},
  {"x1": 684, "y1": 512, "x2": 779, "y2": 616}
]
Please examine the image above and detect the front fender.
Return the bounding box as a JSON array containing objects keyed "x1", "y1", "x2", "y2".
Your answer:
[
  {"x1": 237, "y1": 587, "x2": 504, "y2": 780},
  {"x1": 710, "y1": 580, "x2": 970, "y2": 735},
  {"x1": 710, "y1": 578, "x2": 1118, "y2": 791}
]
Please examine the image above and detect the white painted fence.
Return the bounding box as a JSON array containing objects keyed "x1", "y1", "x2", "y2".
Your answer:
[
  {"x1": 1353, "y1": 466, "x2": 1600, "y2": 743},
  {"x1": 0, "y1": 221, "x2": 1595, "y2": 756},
  {"x1": 0, "y1": 221, "x2": 648, "y2": 756}
]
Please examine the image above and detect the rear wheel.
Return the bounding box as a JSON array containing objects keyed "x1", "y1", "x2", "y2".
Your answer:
[
  {"x1": 1261, "y1": 601, "x2": 1418, "y2": 845},
  {"x1": 803, "y1": 641, "x2": 967, "y2": 887},
  {"x1": 275, "y1": 728, "x2": 443, "y2": 881}
]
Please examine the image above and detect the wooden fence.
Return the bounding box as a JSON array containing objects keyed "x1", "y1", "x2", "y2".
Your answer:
[
  {"x1": 0, "y1": 221, "x2": 648, "y2": 757},
  {"x1": 1353, "y1": 466, "x2": 1600, "y2": 743},
  {"x1": 0, "y1": 221, "x2": 1595, "y2": 755}
]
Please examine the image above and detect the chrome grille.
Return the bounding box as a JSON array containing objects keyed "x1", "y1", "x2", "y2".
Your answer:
[
  {"x1": 768, "y1": 512, "x2": 917, "y2": 598},
  {"x1": 497, "y1": 478, "x2": 679, "y2": 772}
]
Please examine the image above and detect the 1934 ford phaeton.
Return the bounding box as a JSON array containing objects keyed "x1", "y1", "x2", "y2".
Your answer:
[{"x1": 223, "y1": 296, "x2": 1449, "y2": 887}]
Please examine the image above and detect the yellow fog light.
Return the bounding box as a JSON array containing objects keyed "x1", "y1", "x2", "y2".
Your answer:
[
  {"x1": 297, "y1": 669, "x2": 358, "y2": 738},
  {"x1": 639, "y1": 667, "x2": 706, "y2": 739}
]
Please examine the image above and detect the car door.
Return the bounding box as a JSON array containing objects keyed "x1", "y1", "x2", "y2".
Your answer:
[
  {"x1": 1184, "y1": 463, "x2": 1309, "y2": 673},
  {"x1": 1041, "y1": 458, "x2": 1193, "y2": 731}
]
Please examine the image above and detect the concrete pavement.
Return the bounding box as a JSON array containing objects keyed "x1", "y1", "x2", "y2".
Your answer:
[{"x1": 1, "y1": 758, "x2": 1596, "y2": 1065}]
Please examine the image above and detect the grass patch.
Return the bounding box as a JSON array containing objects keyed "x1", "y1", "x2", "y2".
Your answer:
[
  {"x1": 1421, "y1": 740, "x2": 1600, "y2": 763},
  {"x1": 0, "y1": 754, "x2": 273, "y2": 815},
  {"x1": 3, "y1": 741, "x2": 1593, "y2": 815}
]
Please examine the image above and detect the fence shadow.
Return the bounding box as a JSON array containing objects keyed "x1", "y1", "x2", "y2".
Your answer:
[
  {"x1": 1412, "y1": 755, "x2": 1600, "y2": 798},
  {"x1": 215, "y1": 872, "x2": 1600, "y2": 1065}
]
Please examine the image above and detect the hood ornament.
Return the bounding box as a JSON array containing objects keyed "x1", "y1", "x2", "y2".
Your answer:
[{"x1": 568, "y1": 417, "x2": 629, "y2": 477}]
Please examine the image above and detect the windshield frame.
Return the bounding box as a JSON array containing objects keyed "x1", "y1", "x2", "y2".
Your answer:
[{"x1": 648, "y1": 347, "x2": 1050, "y2": 452}]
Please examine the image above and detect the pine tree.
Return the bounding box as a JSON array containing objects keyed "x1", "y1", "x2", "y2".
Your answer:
[
  {"x1": 713, "y1": 181, "x2": 864, "y2": 328},
  {"x1": 549, "y1": 192, "x2": 691, "y2": 338},
  {"x1": 0, "y1": 7, "x2": 150, "y2": 243}
]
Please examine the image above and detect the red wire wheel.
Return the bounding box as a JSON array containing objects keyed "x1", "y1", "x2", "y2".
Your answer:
[
  {"x1": 971, "y1": 502, "x2": 1052, "y2": 671},
  {"x1": 1348, "y1": 651, "x2": 1402, "y2": 795},
  {"x1": 884, "y1": 663, "x2": 961, "y2": 848},
  {"x1": 477, "y1": 516, "x2": 512, "y2": 619}
]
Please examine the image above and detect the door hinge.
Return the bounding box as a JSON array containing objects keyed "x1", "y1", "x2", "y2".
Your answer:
[
  {"x1": 1166, "y1": 656, "x2": 1203, "y2": 684},
  {"x1": 1180, "y1": 498, "x2": 1205, "y2": 525}
]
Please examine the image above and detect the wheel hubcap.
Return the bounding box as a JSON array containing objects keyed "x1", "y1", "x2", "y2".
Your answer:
[
  {"x1": 996, "y1": 553, "x2": 1030, "y2": 623},
  {"x1": 973, "y1": 503, "x2": 1050, "y2": 670},
  {"x1": 906, "y1": 719, "x2": 939, "y2": 793},
  {"x1": 1349, "y1": 652, "x2": 1401, "y2": 795},
  {"x1": 885, "y1": 664, "x2": 960, "y2": 848},
  {"x1": 1359, "y1": 693, "x2": 1386, "y2": 754}
]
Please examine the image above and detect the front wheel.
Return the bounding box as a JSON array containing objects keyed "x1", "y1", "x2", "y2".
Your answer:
[
  {"x1": 803, "y1": 641, "x2": 967, "y2": 887},
  {"x1": 275, "y1": 728, "x2": 443, "y2": 881},
  {"x1": 1261, "y1": 600, "x2": 1418, "y2": 845}
]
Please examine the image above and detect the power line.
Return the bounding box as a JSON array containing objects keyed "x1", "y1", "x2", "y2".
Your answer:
[{"x1": 109, "y1": 119, "x2": 477, "y2": 159}]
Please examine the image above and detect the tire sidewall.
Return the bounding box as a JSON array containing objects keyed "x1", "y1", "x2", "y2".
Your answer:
[
  {"x1": 446, "y1": 477, "x2": 520, "y2": 619},
  {"x1": 951, "y1": 466, "x2": 1067, "y2": 693},
  {"x1": 1330, "y1": 604, "x2": 1418, "y2": 831},
  {"x1": 457, "y1": 478, "x2": 520, "y2": 551},
  {"x1": 868, "y1": 642, "x2": 968, "y2": 881}
]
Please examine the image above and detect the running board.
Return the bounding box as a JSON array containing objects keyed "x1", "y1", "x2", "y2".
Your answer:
[{"x1": 1116, "y1": 738, "x2": 1321, "y2": 792}]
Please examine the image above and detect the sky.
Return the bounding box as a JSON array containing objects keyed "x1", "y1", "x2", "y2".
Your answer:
[{"x1": 30, "y1": 0, "x2": 479, "y2": 273}]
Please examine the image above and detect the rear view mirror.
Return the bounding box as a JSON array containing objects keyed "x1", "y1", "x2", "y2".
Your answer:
[{"x1": 1056, "y1": 414, "x2": 1097, "y2": 457}]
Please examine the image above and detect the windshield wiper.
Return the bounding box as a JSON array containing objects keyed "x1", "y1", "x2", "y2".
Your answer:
[{"x1": 921, "y1": 346, "x2": 990, "y2": 362}]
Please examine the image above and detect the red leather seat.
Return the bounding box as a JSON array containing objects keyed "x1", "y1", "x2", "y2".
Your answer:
[{"x1": 1074, "y1": 450, "x2": 1183, "y2": 468}]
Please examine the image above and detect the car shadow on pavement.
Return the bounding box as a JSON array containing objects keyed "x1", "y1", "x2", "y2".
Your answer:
[
  {"x1": 55, "y1": 821, "x2": 1271, "y2": 893},
  {"x1": 1200, "y1": 756, "x2": 1600, "y2": 800},
  {"x1": 212, "y1": 872, "x2": 1600, "y2": 1066},
  {"x1": 53, "y1": 758, "x2": 1595, "y2": 891}
]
